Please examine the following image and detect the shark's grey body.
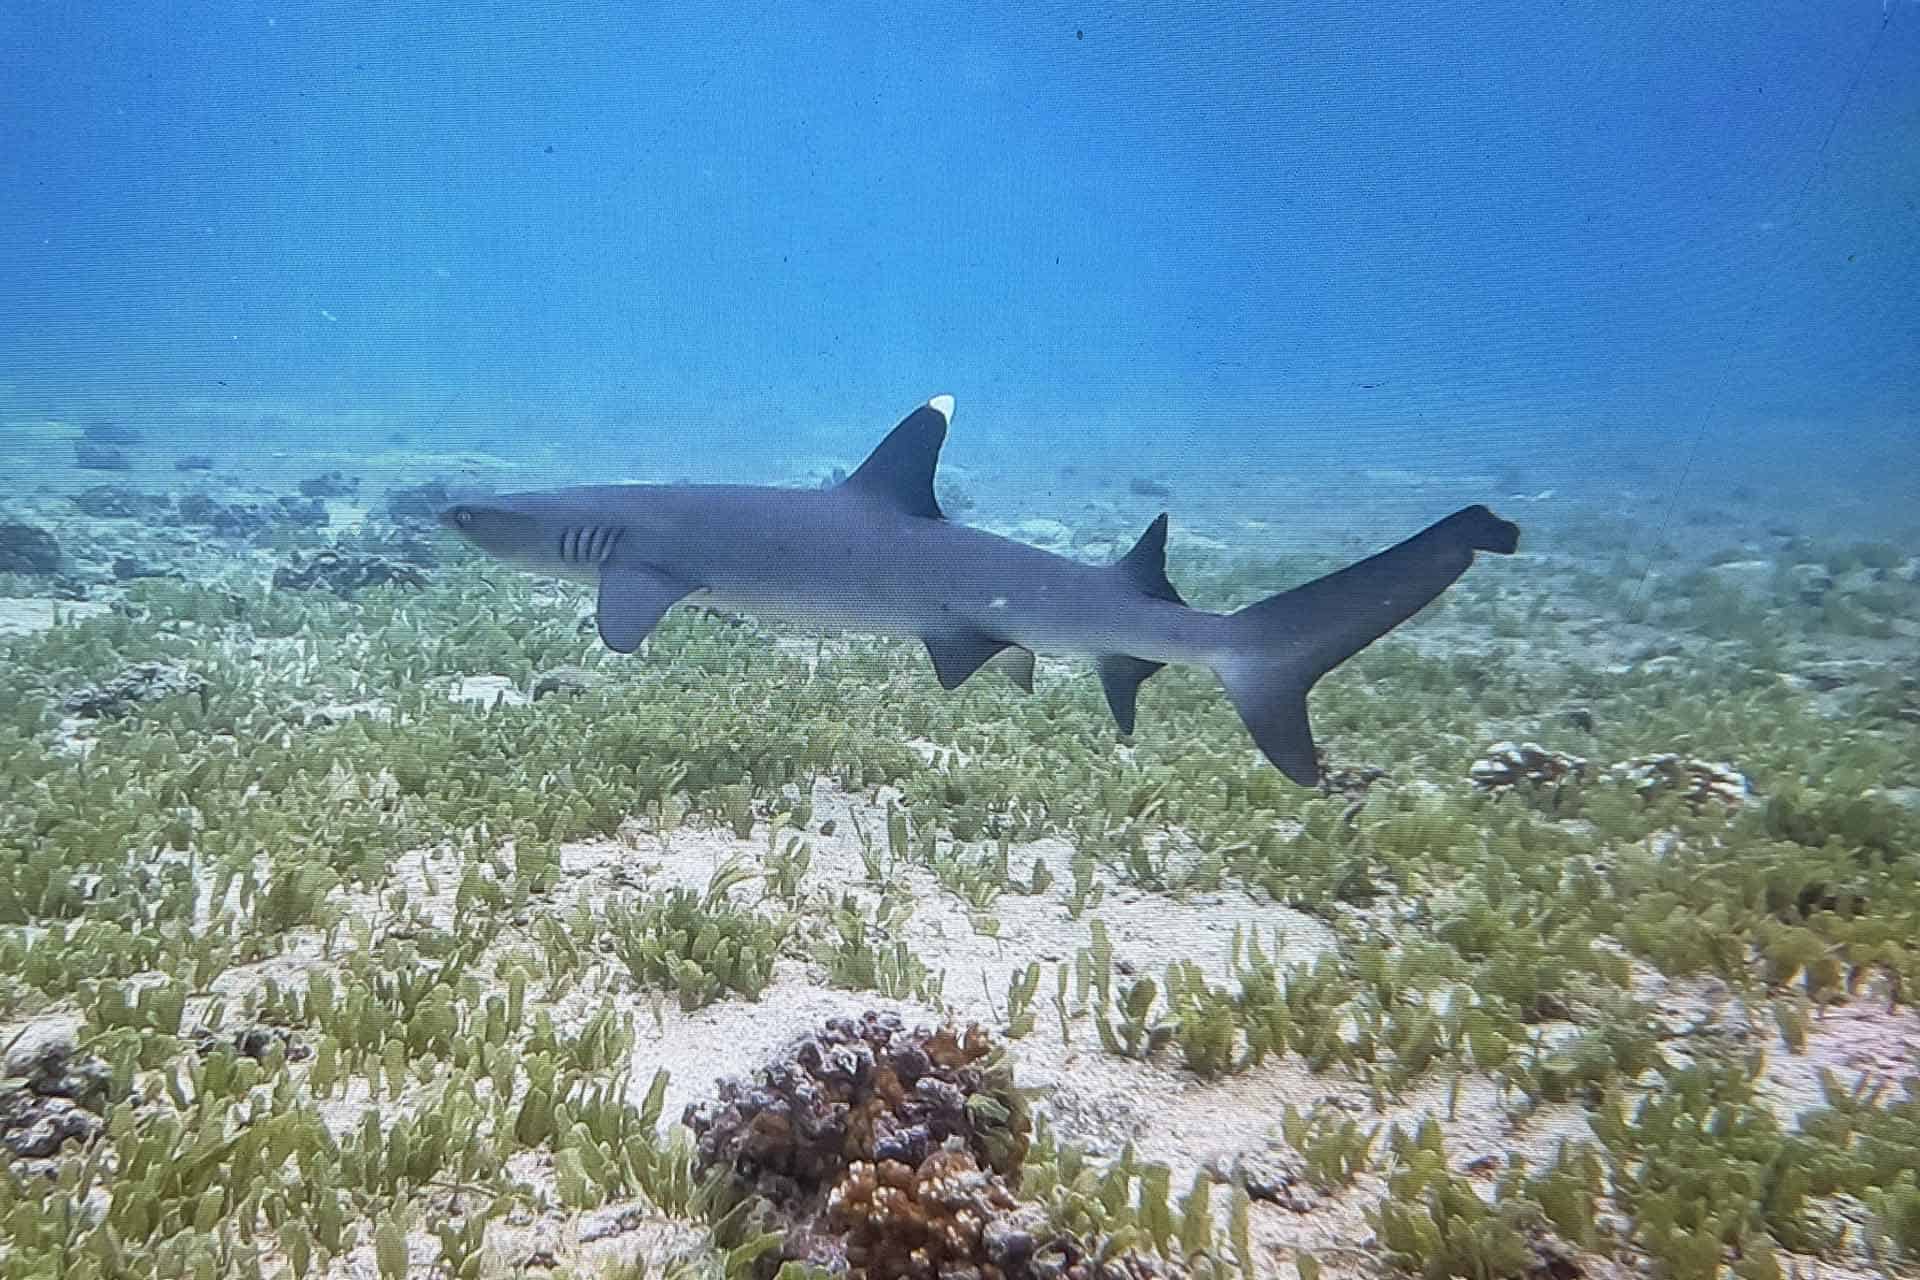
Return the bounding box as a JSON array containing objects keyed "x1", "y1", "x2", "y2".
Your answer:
[{"x1": 442, "y1": 396, "x2": 1519, "y2": 784}]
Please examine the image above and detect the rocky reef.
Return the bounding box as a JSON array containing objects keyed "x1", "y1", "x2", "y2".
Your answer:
[
  {"x1": 297, "y1": 471, "x2": 360, "y2": 499},
  {"x1": 385, "y1": 479, "x2": 457, "y2": 520},
  {"x1": 272, "y1": 548, "x2": 428, "y2": 596},
  {"x1": 0, "y1": 522, "x2": 62, "y2": 575},
  {"x1": 70, "y1": 485, "x2": 173, "y2": 519},
  {"x1": 177, "y1": 492, "x2": 328, "y2": 537},
  {"x1": 73, "y1": 441, "x2": 132, "y2": 471}
]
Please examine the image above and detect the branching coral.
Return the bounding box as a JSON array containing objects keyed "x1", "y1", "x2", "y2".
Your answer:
[
  {"x1": 686, "y1": 1012, "x2": 1028, "y2": 1205},
  {"x1": 831, "y1": 1144, "x2": 1183, "y2": 1280},
  {"x1": 830, "y1": 1146, "x2": 1039, "y2": 1280},
  {"x1": 687, "y1": 1013, "x2": 1186, "y2": 1280}
]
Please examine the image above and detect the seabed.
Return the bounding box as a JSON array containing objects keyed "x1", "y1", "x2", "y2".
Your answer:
[{"x1": 2, "y1": 416, "x2": 1918, "y2": 1280}]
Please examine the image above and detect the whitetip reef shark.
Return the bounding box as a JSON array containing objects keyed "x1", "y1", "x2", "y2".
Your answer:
[{"x1": 440, "y1": 395, "x2": 1518, "y2": 785}]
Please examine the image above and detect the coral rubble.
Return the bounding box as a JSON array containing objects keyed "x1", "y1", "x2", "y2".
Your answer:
[
  {"x1": 70, "y1": 485, "x2": 171, "y2": 519},
  {"x1": 0, "y1": 1035, "x2": 114, "y2": 1168},
  {"x1": 1609, "y1": 754, "x2": 1753, "y2": 809},
  {"x1": 61, "y1": 661, "x2": 209, "y2": 718},
  {"x1": 1468, "y1": 741, "x2": 1589, "y2": 793}
]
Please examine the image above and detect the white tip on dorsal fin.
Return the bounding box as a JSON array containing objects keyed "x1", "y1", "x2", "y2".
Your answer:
[{"x1": 928, "y1": 394, "x2": 955, "y2": 421}]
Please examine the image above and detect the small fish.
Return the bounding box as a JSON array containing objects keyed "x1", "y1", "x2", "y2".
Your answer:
[{"x1": 442, "y1": 396, "x2": 1518, "y2": 784}]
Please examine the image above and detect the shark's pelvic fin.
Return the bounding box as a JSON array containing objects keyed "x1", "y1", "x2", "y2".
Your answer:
[
  {"x1": 1114, "y1": 512, "x2": 1184, "y2": 604},
  {"x1": 1097, "y1": 654, "x2": 1165, "y2": 736},
  {"x1": 840, "y1": 396, "x2": 953, "y2": 519},
  {"x1": 922, "y1": 627, "x2": 1012, "y2": 691},
  {"x1": 597, "y1": 568, "x2": 694, "y2": 654}
]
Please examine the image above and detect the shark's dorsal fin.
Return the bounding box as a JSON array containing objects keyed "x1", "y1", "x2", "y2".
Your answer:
[
  {"x1": 1097, "y1": 654, "x2": 1165, "y2": 736},
  {"x1": 841, "y1": 395, "x2": 953, "y2": 519},
  {"x1": 1114, "y1": 512, "x2": 1184, "y2": 605}
]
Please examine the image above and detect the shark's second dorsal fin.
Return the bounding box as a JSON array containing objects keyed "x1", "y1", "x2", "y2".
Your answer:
[
  {"x1": 1114, "y1": 512, "x2": 1184, "y2": 605},
  {"x1": 841, "y1": 395, "x2": 953, "y2": 519}
]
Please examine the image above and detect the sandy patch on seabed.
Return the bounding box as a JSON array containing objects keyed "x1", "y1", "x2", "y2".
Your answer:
[{"x1": 10, "y1": 770, "x2": 1918, "y2": 1279}]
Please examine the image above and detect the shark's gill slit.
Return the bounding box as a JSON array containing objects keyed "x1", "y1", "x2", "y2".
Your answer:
[{"x1": 564, "y1": 526, "x2": 608, "y2": 565}]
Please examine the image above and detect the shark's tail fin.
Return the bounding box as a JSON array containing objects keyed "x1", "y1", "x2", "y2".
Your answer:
[{"x1": 1214, "y1": 505, "x2": 1519, "y2": 785}]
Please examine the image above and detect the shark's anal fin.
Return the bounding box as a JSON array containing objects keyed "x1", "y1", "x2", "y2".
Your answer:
[
  {"x1": 993, "y1": 645, "x2": 1036, "y2": 694},
  {"x1": 840, "y1": 396, "x2": 953, "y2": 519},
  {"x1": 1114, "y1": 513, "x2": 1184, "y2": 605},
  {"x1": 1097, "y1": 655, "x2": 1165, "y2": 736},
  {"x1": 923, "y1": 628, "x2": 1012, "y2": 691},
  {"x1": 597, "y1": 568, "x2": 694, "y2": 654}
]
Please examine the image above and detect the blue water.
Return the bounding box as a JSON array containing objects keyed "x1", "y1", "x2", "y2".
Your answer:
[{"x1": 3, "y1": 1, "x2": 1914, "y2": 495}]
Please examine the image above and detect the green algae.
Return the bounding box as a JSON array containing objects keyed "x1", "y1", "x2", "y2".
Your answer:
[{"x1": 0, "y1": 529, "x2": 1915, "y2": 1276}]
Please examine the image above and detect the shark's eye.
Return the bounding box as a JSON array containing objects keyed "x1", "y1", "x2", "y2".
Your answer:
[{"x1": 454, "y1": 509, "x2": 474, "y2": 526}]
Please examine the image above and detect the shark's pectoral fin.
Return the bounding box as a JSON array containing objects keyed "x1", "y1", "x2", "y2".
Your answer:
[
  {"x1": 923, "y1": 628, "x2": 1013, "y2": 691},
  {"x1": 993, "y1": 645, "x2": 1036, "y2": 694},
  {"x1": 1097, "y1": 655, "x2": 1165, "y2": 736},
  {"x1": 597, "y1": 568, "x2": 694, "y2": 654}
]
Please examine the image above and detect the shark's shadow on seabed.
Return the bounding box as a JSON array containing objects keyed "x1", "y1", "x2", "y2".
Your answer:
[{"x1": 441, "y1": 396, "x2": 1519, "y2": 785}]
